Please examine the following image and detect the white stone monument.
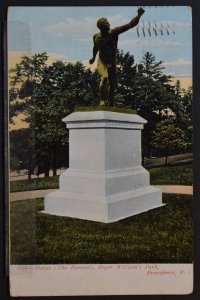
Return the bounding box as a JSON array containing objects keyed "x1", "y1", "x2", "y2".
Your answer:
[{"x1": 43, "y1": 111, "x2": 164, "y2": 223}]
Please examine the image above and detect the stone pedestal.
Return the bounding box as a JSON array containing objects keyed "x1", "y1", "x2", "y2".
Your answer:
[{"x1": 43, "y1": 111, "x2": 164, "y2": 223}]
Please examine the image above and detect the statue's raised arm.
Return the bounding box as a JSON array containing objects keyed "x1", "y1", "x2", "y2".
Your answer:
[{"x1": 111, "y1": 7, "x2": 145, "y2": 35}]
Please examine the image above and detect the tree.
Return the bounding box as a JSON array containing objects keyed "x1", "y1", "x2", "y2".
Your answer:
[
  {"x1": 9, "y1": 53, "x2": 49, "y2": 178},
  {"x1": 115, "y1": 50, "x2": 137, "y2": 107},
  {"x1": 151, "y1": 119, "x2": 187, "y2": 165},
  {"x1": 133, "y1": 52, "x2": 175, "y2": 158},
  {"x1": 30, "y1": 60, "x2": 99, "y2": 176},
  {"x1": 10, "y1": 128, "x2": 35, "y2": 179},
  {"x1": 135, "y1": 52, "x2": 173, "y2": 115},
  {"x1": 10, "y1": 51, "x2": 191, "y2": 176},
  {"x1": 166, "y1": 79, "x2": 192, "y2": 152},
  {"x1": 138, "y1": 52, "x2": 165, "y2": 79},
  {"x1": 9, "y1": 55, "x2": 99, "y2": 177},
  {"x1": 180, "y1": 87, "x2": 192, "y2": 151},
  {"x1": 9, "y1": 52, "x2": 48, "y2": 122}
]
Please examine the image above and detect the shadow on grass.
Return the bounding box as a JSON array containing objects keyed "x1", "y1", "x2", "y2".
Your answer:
[{"x1": 10, "y1": 194, "x2": 193, "y2": 264}]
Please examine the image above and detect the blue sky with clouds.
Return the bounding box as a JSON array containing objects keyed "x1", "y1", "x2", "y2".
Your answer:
[{"x1": 8, "y1": 6, "x2": 192, "y2": 80}]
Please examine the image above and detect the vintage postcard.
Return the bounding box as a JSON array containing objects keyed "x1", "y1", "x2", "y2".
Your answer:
[{"x1": 8, "y1": 5, "x2": 193, "y2": 296}]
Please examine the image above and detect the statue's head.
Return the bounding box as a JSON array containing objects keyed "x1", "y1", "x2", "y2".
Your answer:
[{"x1": 97, "y1": 18, "x2": 110, "y2": 31}]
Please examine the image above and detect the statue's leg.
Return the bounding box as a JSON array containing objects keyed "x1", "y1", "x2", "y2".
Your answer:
[
  {"x1": 99, "y1": 76, "x2": 108, "y2": 106},
  {"x1": 97, "y1": 58, "x2": 108, "y2": 106},
  {"x1": 108, "y1": 65, "x2": 116, "y2": 106}
]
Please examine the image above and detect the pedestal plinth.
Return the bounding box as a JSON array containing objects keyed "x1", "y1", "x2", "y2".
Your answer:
[{"x1": 43, "y1": 111, "x2": 164, "y2": 223}]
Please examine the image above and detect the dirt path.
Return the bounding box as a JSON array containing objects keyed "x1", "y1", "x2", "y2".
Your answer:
[
  {"x1": 156, "y1": 185, "x2": 193, "y2": 195},
  {"x1": 10, "y1": 185, "x2": 193, "y2": 202},
  {"x1": 10, "y1": 189, "x2": 56, "y2": 202},
  {"x1": 144, "y1": 153, "x2": 192, "y2": 168}
]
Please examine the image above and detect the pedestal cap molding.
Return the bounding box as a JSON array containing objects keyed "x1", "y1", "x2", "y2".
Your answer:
[
  {"x1": 66, "y1": 122, "x2": 144, "y2": 129},
  {"x1": 62, "y1": 111, "x2": 147, "y2": 124}
]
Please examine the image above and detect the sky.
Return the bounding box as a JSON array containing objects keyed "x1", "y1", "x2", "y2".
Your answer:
[{"x1": 8, "y1": 6, "x2": 192, "y2": 85}]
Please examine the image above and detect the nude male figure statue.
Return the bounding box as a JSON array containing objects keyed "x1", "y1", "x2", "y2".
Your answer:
[{"x1": 89, "y1": 7, "x2": 145, "y2": 106}]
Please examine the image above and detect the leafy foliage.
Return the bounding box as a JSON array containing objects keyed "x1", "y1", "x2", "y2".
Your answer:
[
  {"x1": 115, "y1": 50, "x2": 137, "y2": 107},
  {"x1": 10, "y1": 128, "x2": 35, "y2": 179},
  {"x1": 9, "y1": 54, "x2": 98, "y2": 176},
  {"x1": 151, "y1": 118, "x2": 187, "y2": 165},
  {"x1": 9, "y1": 51, "x2": 192, "y2": 175}
]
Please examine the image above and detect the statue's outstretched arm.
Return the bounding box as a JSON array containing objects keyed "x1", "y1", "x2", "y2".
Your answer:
[{"x1": 111, "y1": 7, "x2": 145, "y2": 35}]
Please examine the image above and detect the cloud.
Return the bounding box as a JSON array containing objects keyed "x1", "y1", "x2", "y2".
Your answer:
[
  {"x1": 43, "y1": 15, "x2": 191, "y2": 38},
  {"x1": 163, "y1": 58, "x2": 192, "y2": 66},
  {"x1": 8, "y1": 50, "x2": 69, "y2": 69},
  {"x1": 43, "y1": 15, "x2": 127, "y2": 38},
  {"x1": 176, "y1": 73, "x2": 192, "y2": 78},
  {"x1": 107, "y1": 15, "x2": 129, "y2": 26},
  {"x1": 8, "y1": 50, "x2": 33, "y2": 69},
  {"x1": 171, "y1": 77, "x2": 192, "y2": 89},
  {"x1": 165, "y1": 72, "x2": 192, "y2": 88},
  {"x1": 138, "y1": 20, "x2": 191, "y2": 30},
  {"x1": 42, "y1": 15, "x2": 191, "y2": 49},
  {"x1": 46, "y1": 52, "x2": 69, "y2": 64},
  {"x1": 43, "y1": 15, "x2": 132, "y2": 39},
  {"x1": 119, "y1": 39, "x2": 182, "y2": 48},
  {"x1": 159, "y1": 20, "x2": 191, "y2": 29},
  {"x1": 43, "y1": 17, "x2": 95, "y2": 38}
]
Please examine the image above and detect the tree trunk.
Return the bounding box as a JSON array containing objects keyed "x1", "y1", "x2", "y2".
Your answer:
[
  {"x1": 44, "y1": 158, "x2": 50, "y2": 177},
  {"x1": 142, "y1": 151, "x2": 145, "y2": 166},
  {"x1": 28, "y1": 148, "x2": 32, "y2": 180},
  {"x1": 146, "y1": 144, "x2": 152, "y2": 159},
  {"x1": 52, "y1": 147, "x2": 57, "y2": 176},
  {"x1": 142, "y1": 155, "x2": 144, "y2": 167},
  {"x1": 28, "y1": 168, "x2": 31, "y2": 180},
  {"x1": 45, "y1": 169, "x2": 49, "y2": 177},
  {"x1": 165, "y1": 155, "x2": 168, "y2": 166}
]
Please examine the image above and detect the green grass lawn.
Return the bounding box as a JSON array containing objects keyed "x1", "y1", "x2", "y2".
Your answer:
[
  {"x1": 75, "y1": 106, "x2": 136, "y2": 114},
  {"x1": 10, "y1": 194, "x2": 193, "y2": 264},
  {"x1": 10, "y1": 176, "x2": 59, "y2": 192},
  {"x1": 149, "y1": 163, "x2": 192, "y2": 185},
  {"x1": 10, "y1": 163, "x2": 192, "y2": 193}
]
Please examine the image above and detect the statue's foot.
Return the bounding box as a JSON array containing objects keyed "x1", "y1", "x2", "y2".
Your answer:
[{"x1": 99, "y1": 100, "x2": 106, "y2": 106}]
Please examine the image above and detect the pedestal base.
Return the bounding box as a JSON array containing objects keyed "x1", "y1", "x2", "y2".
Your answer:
[{"x1": 42, "y1": 185, "x2": 164, "y2": 223}]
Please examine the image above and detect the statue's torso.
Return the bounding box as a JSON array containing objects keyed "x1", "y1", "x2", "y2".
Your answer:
[{"x1": 94, "y1": 31, "x2": 118, "y2": 65}]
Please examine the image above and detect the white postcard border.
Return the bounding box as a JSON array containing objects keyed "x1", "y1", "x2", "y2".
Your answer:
[{"x1": 10, "y1": 263, "x2": 193, "y2": 296}]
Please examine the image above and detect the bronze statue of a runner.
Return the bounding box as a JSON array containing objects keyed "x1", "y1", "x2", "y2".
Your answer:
[{"x1": 89, "y1": 7, "x2": 145, "y2": 106}]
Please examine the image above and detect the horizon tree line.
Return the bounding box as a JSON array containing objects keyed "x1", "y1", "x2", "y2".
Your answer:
[{"x1": 9, "y1": 51, "x2": 192, "y2": 178}]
